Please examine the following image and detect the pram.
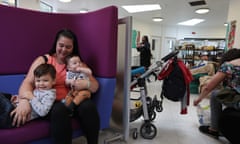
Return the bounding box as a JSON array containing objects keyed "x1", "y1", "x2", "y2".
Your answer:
[{"x1": 130, "y1": 50, "x2": 180, "y2": 140}]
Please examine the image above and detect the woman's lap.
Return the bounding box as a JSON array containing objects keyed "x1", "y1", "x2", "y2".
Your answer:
[
  {"x1": 49, "y1": 99, "x2": 100, "y2": 144},
  {"x1": 219, "y1": 108, "x2": 240, "y2": 144}
]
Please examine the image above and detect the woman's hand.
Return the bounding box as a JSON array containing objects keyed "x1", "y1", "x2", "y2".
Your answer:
[
  {"x1": 10, "y1": 99, "x2": 31, "y2": 127},
  {"x1": 193, "y1": 98, "x2": 202, "y2": 106},
  {"x1": 64, "y1": 95, "x2": 74, "y2": 106},
  {"x1": 72, "y1": 90, "x2": 91, "y2": 105},
  {"x1": 73, "y1": 78, "x2": 98, "y2": 93}
]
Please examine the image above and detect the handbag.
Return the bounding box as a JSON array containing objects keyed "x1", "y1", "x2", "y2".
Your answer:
[{"x1": 216, "y1": 88, "x2": 240, "y2": 108}]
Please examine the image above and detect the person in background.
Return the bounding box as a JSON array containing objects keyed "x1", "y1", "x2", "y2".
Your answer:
[
  {"x1": 9, "y1": 29, "x2": 100, "y2": 144},
  {"x1": 195, "y1": 51, "x2": 209, "y2": 67},
  {"x1": 193, "y1": 48, "x2": 240, "y2": 140},
  {"x1": 63, "y1": 54, "x2": 92, "y2": 114},
  {"x1": 0, "y1": 63, "x2": 56, "y2": 128},
  {"x1": 137, "y1": 35, "x2": 152, "y2": 69},
  {"x1": 190, "y1": 53, "x2": 220, "y2": 95}
]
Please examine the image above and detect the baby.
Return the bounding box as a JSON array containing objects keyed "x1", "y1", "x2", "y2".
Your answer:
[{"x1": 63, "y1": 54, "x2": 92, "y2": 113}]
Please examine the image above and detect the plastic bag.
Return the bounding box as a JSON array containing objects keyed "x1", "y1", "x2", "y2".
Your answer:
[{"x1": 196, "y1": 104, "x2": 210, "y2": 125}]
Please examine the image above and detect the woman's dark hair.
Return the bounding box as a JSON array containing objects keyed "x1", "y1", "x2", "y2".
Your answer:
[
  {"x1": 143, "y1": 35, "x2": 149, "y2": 43},
  {"x1": 220, "y1": 48, "x2": 240, "y2": 65},
  {"x1": 48, "y1": 29, "x2": 80, "y2": 56}
]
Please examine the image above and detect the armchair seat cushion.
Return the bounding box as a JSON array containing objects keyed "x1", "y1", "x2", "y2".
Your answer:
[{"x1": 0, "y1": 119, "x2": 81, "y2": 144}]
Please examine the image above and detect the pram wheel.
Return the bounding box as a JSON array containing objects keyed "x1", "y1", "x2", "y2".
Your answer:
[
  {"x1": 149, "y1": 111, "x2": 156, "y2": 121},
  {"x1": 140, "y1": 122, "x2": 157, "y2": 139},
  {"x1": 132, "y1": 130, "x2": 138, "y2": 139}
]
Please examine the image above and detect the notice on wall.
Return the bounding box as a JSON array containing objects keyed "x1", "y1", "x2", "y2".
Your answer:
[
  {"x1": 132, "y1": 29, "x2": 140, "y2": 48},
  {"x1": 226, "y1": 20, "x2": 237, "y2": 49}
]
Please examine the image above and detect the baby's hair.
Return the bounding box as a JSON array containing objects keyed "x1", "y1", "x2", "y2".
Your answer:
[
  {"x1": 65, "y1": 54, "x2": 82, "y2": 65},
  {"x1": 34, "y1": 63, "x2": 56, "y2": 79}
]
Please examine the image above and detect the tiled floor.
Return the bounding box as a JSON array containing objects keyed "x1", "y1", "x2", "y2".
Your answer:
[{"x1": 73, "y1": 80, "x2": 230, "y2": 144}]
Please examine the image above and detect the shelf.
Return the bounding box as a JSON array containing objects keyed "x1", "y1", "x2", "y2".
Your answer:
[{"x1": 176, "y1": 38, "x2": 225, "y2": 66}]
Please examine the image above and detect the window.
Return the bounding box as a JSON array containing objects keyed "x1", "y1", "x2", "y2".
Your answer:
[
  {"x1": 0, "y1": 0, "x2": 17, "y2": 7},
  {"x1": 40, "y1": 1, "x2": 52, "y2": 12}
]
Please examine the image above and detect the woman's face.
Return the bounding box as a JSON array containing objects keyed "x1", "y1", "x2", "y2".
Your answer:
[{"x1": 56, "y1": 35, "x2": 74, "y2": 63}]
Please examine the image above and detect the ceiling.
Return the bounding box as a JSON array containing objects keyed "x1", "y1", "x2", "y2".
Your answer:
[{"x1": 40, "y1": 0, "x2": 230, "y2": 27}]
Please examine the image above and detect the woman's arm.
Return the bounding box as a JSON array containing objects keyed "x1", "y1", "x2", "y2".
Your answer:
[
  {"x1": 193, "y1": 71, "x2": 226, "y2": 106},
  {"x1": 11, "y1": 56, "x2": 46, "y2": 127}
]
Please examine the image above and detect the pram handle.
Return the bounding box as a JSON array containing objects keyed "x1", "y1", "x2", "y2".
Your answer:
[{"x1": 161, "y1": 50, "x2": 179, "y2": 62}]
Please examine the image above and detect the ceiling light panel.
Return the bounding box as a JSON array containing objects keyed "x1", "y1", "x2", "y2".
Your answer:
[
  {"x1": 79, "y1": 9, "x2": 88, "y2": 13},
  {"x1": 152, "y1": 17, "x2": 163, "y2": 22},
  {"x1": 178, "y1": 19, "x2": 205, "y2": 26},
  {"x1": 59, "y1": 0, "x2": 71, "y2": 3},
  {"x1": 195, "y1": 8, "x2": 210, "y2": 14},
  {"x1": 122, "y1": 4, "x2": 161, "y2": 13}
]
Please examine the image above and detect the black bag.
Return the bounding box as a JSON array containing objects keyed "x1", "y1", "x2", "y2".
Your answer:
[{"x1": 161, "y1": 59, "x2": 186, "y2": 101}]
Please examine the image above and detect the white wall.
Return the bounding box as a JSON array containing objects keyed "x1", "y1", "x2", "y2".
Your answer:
[
  {"x1": 133, "y1": 20, "x2": 226, "y2": 40},
  {"x1": 176, "y1": 26, "x2": 227, "y2": 40},
  {"x1": 17, "y1": 0, "x2": 40, "y2": 11}
]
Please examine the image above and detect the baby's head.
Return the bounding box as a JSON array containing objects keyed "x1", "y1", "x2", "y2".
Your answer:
[
  {"x1": 65, "y1": 54, "x2": 82, "y2": 72},
  {"x1": 34, "y1": 63, "x2": 56, "y2": 90}
]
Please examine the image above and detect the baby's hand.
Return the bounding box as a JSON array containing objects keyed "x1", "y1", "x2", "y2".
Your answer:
[
  {"x1": 65, "y1": 79, "x2": 75, "y2": 86},
  {"x1": 10, "y1": 95, "x2": 18, "y2": 103}
]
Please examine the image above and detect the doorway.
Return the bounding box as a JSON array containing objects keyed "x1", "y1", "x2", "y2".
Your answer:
[
  {"x1": 161, "y1": 37, "x2": 176, "y2": 58},
  {"x1": 151, "y1": 36, "x2": 162, "y2": 62}
]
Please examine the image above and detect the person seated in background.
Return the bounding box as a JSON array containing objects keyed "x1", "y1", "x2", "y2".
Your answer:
[
  {"x1": 193, "y1": 48, "x2": 240, "y2": 141},
  {"x1": 190, "y1": 52, "x2": 218, "y2": 76},
  {"x1": 194, "y1": 51, "x2": 209, "y2": 67},
  {"x1": 190, "y1": 53, "x2": 220, "y2": 94}
]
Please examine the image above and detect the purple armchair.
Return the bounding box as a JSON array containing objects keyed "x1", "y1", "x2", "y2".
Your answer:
[{"x1": 0, "y1": 5, "x2": 118, "y2": 144}]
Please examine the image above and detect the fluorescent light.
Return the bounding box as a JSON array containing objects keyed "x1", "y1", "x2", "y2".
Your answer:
[
  {"x1": 59, "y1": 0, "x2": 71, "y2": 3},
  {"x1": 178, "y1": 19, "x2": 205, "y2": 26},
  {"x1": 79, "y1": 9, "x2": 88, "y2": 13},
  {"x1": 195, "y1": 8, "x2": 210, "y2": 14},
  {"x1": 122, "y1": 4, "x2": 161, "y2": 13},
  {"x1": 152, "y1": 17, "x2": 163, "y2": 22}
]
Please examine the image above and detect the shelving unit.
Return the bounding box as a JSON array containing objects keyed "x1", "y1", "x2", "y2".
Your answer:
[{"x1": 176, "y1": 38, "x2": 225, "y2": 67}]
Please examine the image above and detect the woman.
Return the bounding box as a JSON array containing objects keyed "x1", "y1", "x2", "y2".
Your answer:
[
  {"x1": 136, "y1": 35, "x2": 152, "y2": 69},
  {"x1": 193, "y1": 48, "x2": 240, "y2": 140},
  {"x1": 10, "y1": 29, "x2": 100, "y2": 144}
]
